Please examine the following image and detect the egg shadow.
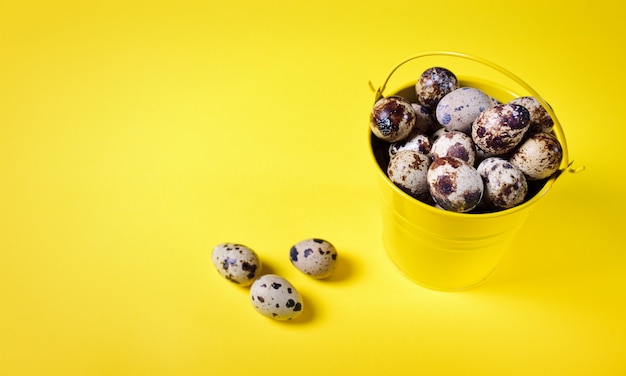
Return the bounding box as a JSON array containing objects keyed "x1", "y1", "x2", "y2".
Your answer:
[
  {"x1": 257, "y1": 261, "x2": 278, "y2": 277},
  {"x1": 287, "y1": 291, "x2": 315, "y2": 324},
  {"x1": 323, "y1": 251, "x2": 354, "y2": 283}
]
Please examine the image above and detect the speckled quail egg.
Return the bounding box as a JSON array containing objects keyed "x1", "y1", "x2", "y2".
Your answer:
[
  {"x1": 389, "y1": 132, "x2": 432, "y2": 157},
  {"x1": 250, "y1": 274, "x2": 303, "y2": 321},
  {"x1": 477, "y1": 157, "x2": 528, "y2": 209},
  {"x1": 370, "y1": 96, "x2": 416, "y2": 142},
  {"x1": 509, "y1": 132, "x2": 563, "y2": 180},
  {"x1": 387, "y1": 150, "x2": 431, "y2": 198},
  {"x1": 475, "y1": 145, "x2": 499, "y2": 165},
  {"x1": 410, "y1": 102, "x2": 437, "y2": 135},
  {"x1": 289, "y1": 238, "x2": 338, "y2": 279},
  {"x1": 211, "y1": 243, "x2": 261, "y2": 286},
  {"x1": 490, "y1": 96, "x2": 502, "y2": 106},
  {"x1": 472, "y1": 103, "x2": 530, "y2": 155},
  {"x1": 430, "y1": 130, "x2": 477, "y2": 166},
  {"x1": 436, "y1": 87, "x2": 493, "y2": 134},
  {"x1": 427, "y1": 157, "x2": 484, "y2": 212},
  {"x1": 431, "y1": 127, "x2": 448, "y2": 141},
  {"x1": 508, "y1": 96, "x2": 554, "y2": 134},
  {"x1": 415, "y1": 67, "x2": 459, "y2": 111}
]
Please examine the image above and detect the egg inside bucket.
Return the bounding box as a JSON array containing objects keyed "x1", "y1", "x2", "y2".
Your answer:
[{"x1": 368, "y1": 52, "x2": 573, "y2": 291}]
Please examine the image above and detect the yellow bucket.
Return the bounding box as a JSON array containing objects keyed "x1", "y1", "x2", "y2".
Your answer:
[{"x1": 369, "y1": 51, "x2": 581, "y2": 291}]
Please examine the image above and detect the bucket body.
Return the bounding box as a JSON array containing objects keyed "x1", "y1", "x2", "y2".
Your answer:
[
  {"x1": 376, "y1": 159, "x2": 530, "y2": 290},
  {"x1": 369, "y1": 52, "x2": 571, "y2": 291}
]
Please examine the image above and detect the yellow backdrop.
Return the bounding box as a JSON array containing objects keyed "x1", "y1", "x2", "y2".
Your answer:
[{"x1": 1, "y1": 1, "x2": 625, "y2": 375}]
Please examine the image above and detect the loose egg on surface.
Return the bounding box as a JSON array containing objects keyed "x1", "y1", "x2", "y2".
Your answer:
[
  {"x1": 370, "y1": 96, "x2": 416, "y2": 142},
  {"x1": 289, "y1": 238, "x2": 338, "y2": 279},
  {"x1": 427, "y1": 157, "x2": 484, "y2": 212},
  {"x1": 387, "y1": 150, "x2": 431, "y2": 198},
  {"x1": 430, "y1": 130, "x2": 477, "y2": 166},
  {"x1": 250, "y1": 274, "x2": 303, "y2": 320},
  {"x1": 508, "y1": 96, "x2": 554, "y2": 134},
  {"x1": 211, "y1": 243, "x2": 261, "y2": 286},
  {"x1": 389, "y1": 132, "x2": 432, "y2": 157},
  {"x1": 436, "y1": 87, "x2": 493, "y2": 134},
  {"x1": 509, "y1": 132, "x2": 563, "y2": 180},
  {"x1": 471, "y1": 103, "x2": 530, "y2": 155},
  {"x1": 415, "y1": 67, "x2": 459, "y2": 111},
  {"x1": 477, "y1": 157, "x2": 528, "y2": 209}
]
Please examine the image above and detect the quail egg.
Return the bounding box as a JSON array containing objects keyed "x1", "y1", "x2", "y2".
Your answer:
[
  {"x1": 250, "y1": 274, "x2": 303, "y2": 321},
  {"x1": 427, "y1": 157, "x2": 484, "y2": 212},
  {"x1": 436, "y1": 87, "x2": 493, "y2": 134},
  {"x1": 431, "y1": 127, "x2": 448, "y2": 141},
  {"x1": 472, "y1": 103, "x2": 531, "y2": 155},
  {"x1": 410, "y1": 102, "x2": 437, "y2": 135},
  {"x1": 415, "y1": 67, "x2": 459, "y2": 111},
  {"x1": 211, "y1": 243, "x2": 261, "y2": 286},
  {"x1": 509, "y1": 132, "x2": 563, "y2": 180},
  {"x1": 370, "y1": 96, "x2": 416, "y2": 142},
  {"x1": 387, "y1": 150, "x2": 431, "y2": 198},
  {"x1": 389, "y1": 132, "x2": 432, "y2": 157},
  {"x1": 430, "y1": 130, "x2": 477, "y2": 166},
  {"x1": 289, "y1": 238, "x2": 338, "y2": 279},
  {"x1": 477, "y1": 157, "x2": 528, "y2": 209},
  {"x1": 508, "y1": 96, "x2": 554, "y2": 134}
]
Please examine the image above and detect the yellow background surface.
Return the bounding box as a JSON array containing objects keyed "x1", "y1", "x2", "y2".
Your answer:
[{"x1": 1, "y1": 1, "x2": 625, "y2": 375}]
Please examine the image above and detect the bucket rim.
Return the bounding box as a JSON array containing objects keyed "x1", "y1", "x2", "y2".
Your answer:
[{"x1": 368, "y1": 51, "x2": 580, "y2": 219}]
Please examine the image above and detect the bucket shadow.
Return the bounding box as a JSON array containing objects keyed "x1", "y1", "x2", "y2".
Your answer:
[
  {"x1": 269, "y1": 250, "x2": 358, "y2": 324},
  {"x1": 257, "y1": 262, "x2": 277, "y2": 278},
  {"x1": 483, "y1": 170, "x2": 613, "y2": 288}
]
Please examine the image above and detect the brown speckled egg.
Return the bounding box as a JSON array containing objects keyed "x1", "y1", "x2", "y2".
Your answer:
[
  {"x1": 472, "y1": 103, "x2": 530, "y2": 155},
  {"x1": 430, "y1": 130, "x2": 477, "y2": 166},
  {"x1": 370, "y1": 96, "x2": 416, "y2": 142},
  {"x1": 410, "y1": 102, "x2": 436, "y2": 135},
  {"x1": 508, "y1": 96, "x2": 554, "y2": 134},
  {"x1": 211, "y1": 243, "x2": 261, "y2": 286},
  {"x1": 415, "y1": 67, "x2": 459, "y2": 111},
  {"x1": 475, "y1": 145, "x2": 499, "y2": 165},
  {"x1": 436, "y1": 87, "x2": 493, "y2": 134},
  {"x1": 431, "y1": 127, "x2": 448, "y2": 141},
  {"x1": 387, "y1": 150, "x2": 431, "y2": 198},
  {"x1": 489, "y1": 96, "x2": 502, "y2": 106},
  {"x1": 250, "y1": 274, "x2": 303, "y2": 320},
  {"x1": 289, "y1": 238, "x2": 338, "y2": 279},
  {"x1": 427, "y1": 157, "x2": 483, "y2": 212},
  {"x1": 509, "y1": 132, "x2": 563, "y2": 180},
  {"x1": 389, "y1": 132, "x2": 432, "y2": 157},
  {"x1": 477, "y1": 157, "x2": 528, "y2": 209}
]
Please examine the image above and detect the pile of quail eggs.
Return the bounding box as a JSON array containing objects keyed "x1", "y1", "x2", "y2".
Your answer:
[
  {"x1": 211, "y1": 238, "x2": 338, "y2": 321},
  {"x1": 370, "y1": 66, "x2": 563, "y2": 213}
]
